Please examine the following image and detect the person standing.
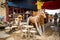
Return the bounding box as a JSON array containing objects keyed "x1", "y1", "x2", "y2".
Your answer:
[
  {"x1": 54, "y1": 13, "x2": 58, "y2": 26},
  {"x1": 58, "y1": 17, "x2": 60, "y2": 36},
  {"x1": 49, "y1": 14, "x2": 54, "y2": 22}
]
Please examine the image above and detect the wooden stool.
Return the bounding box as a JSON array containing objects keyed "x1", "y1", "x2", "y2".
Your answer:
[
  {"x1": 21, "y1": 29, "x2": 28, "y2": 39},
  {"x1": 30, "y1": 30, "x2": 37, "y2": 40},
  {"x1": 21, "y1": 26, "x2": 28, "y2": 39},
  {"x1": 22, "y1": 25, "x2": 34, "y2": 40},
  {"x1": 30, "y1": 28, "x2": 37, "y2": 40}
]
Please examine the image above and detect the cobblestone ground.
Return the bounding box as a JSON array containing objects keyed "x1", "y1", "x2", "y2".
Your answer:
[
  {"x1": 5, "y1": 22, "x2": 60, "y2": 40},
  {"x1": 5, "y1": 31, "x2": 60, "y2": 40},
  {"x1": 0, "y1": 26, "x2": 60, "y2": 40},
  {"x1": 0, "y1": 22, "x2": 60, "y2": 40}
]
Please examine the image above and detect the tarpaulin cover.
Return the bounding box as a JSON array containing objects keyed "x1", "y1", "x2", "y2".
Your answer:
[
  {"x1": 7, "y1": 0, "x2": 37, "y2": 10},
  {"x1": 42, "y1": 0, "x2": 60, "y2": 9}
]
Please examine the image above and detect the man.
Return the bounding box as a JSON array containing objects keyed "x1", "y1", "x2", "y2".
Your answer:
[{"x1": 54, "y1": 13, "x2": 58, "y2": 26}]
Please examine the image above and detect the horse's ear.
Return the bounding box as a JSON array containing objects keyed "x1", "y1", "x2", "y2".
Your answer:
[{"x1": 44, "y1": 14, "x2": 46, "y2": 18}]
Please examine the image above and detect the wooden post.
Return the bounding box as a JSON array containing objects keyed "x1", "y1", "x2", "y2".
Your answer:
[
  {"x1": 20, "y1": 8, "x2": 21, "y2": 13},
  {"x1": 15, "y1": 8, "x2": 18, "y2": 16},
  {"x1": 13, "y1": 7, "x2": 14, "y2": 18},
  {"x1": 23, "y1": 9, "x2": 24, "y2": 13},
  {"x1": 6, "y1": 6, "x2": 10, "y2": 22},
  {"x1": 16, "y1": 8, "x2": 18, "y2": 16}
]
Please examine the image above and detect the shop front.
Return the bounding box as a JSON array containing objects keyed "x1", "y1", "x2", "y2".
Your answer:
[{"x1": 6, "y1": 0, "x2": 37, "y2": 22}]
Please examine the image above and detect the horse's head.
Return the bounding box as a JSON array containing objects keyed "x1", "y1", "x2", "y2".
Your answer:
[{"x1": 37, "y1": 11, "x2": 46, "y2": 18}]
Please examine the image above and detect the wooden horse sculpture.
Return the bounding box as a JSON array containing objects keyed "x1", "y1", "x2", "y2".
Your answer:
[
  {"x1": 15, "y1": 14, "x2": 22, "y2": 29},
  {"x1": 27, "y1": 11, "x2": 46, "y2": 35}
]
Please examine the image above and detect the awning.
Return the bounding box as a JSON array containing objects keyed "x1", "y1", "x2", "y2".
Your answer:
[
  {"x1": 45, "y1": 9, "x2": 60, "y2": 15},
  {"x1": 7, "y1": 1, "x2": 37, "y2": 11},
  {"x1": 42, "y1": 0, "x2": 60, "y2": 9}
]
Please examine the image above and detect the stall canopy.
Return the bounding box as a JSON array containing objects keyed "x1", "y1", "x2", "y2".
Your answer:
[
  {"x1": 7, "y1": 0, "x2": 60, "y2": 10},
  {"x1": 42, "y1": 0, "x2": 60, "y2": 9},
  {"x1": 45, "y1": 9, "x2": 60, "y2": 15},
  {"x1": 7, "y1": 0, "x2": 37, "y2": 11}
]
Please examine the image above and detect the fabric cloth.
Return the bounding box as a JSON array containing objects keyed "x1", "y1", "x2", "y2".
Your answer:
[
  {"x1": 4, "y1": 16, "x2": 6, "y2": 22},
  {"x1": 42, "y1": 0, "x2": 60, "y2": 9}
]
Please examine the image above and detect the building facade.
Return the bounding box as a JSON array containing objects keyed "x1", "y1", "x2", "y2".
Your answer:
[
  {"x1": 0, "y1": 0, "x2": 6, "y2": 21},
  {"x1": 6, "y1": 0, "x2": 37, "y2": 22}
]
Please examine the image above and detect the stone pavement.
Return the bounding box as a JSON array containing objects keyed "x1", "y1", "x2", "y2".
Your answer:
[
  {"x1": 0, "y1": 22, "x2": 60, "y2": 40},
  {"x1": 0, "y1": 29, "x2": 60, "y2": 40},
  {"x1": 5, "y1": 30, "x2": 60, "y2": 40},
  {"x1": 0, "y1": 31, "x2": 10, "y2": 38}
]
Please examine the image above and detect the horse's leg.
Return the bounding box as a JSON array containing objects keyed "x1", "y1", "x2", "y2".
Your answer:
[
  {"x1": 35, "y1": 21, "x2": 41, "y2": 36},
  {"x1": 39, "y1": 24, "x2": 43, "y2": 35},
  {"x1": 35, "y1": 21, "x2": 38, "y2": 29},
  {"x1": 42, "y1": 25, "x2": 45, "y2": 32}
]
